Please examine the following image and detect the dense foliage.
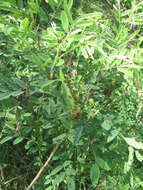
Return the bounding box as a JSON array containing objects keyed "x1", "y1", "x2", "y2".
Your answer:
[{"x1": 0, "y1": 0, "x2": 143, "y2": 189}]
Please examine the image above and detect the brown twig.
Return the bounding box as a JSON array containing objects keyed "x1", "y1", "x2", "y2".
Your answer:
[
  {"x1": 25, "y1": 138, "x2": 65, "y2": 190},
  {"x1": 14, "y1": 106, "x2": 20, "y2": 133},
  {"x1": 96, "y1": 179, "x2": 103, "y2": 190}
]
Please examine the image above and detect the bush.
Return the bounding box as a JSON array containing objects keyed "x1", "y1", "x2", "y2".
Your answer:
[{"x1": 0, "y1": 0, "x2": 143, "y2": 189}]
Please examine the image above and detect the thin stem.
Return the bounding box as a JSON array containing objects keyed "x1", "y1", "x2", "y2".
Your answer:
[
  {"x1": 50, "y1": 46, "x2": 61, "y2": 79},
  {"x1": 136, "y1": 75, "x2": 142, "y2": 122},
  {"x1": 25, "y1": 138, "x2": 65, "y2": 190}
]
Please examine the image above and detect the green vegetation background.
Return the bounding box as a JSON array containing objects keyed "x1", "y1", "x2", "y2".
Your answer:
[{"x1": 0, "y1": 0, "x2": 143, "y2": 189}]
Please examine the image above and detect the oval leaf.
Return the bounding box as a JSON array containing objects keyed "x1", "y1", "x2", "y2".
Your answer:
[
  {"x1": 50, "y1": 165, "x2": 64, "y2": 176},
  {"x1": 13, "y1": 136, "x2": 24, "y2": 145},
  {"x1": 68, "y1": 0, "x2": 73, "y2": 9},
  {"x1": 90, "y1": 163, "x2": 100, "y2": 187},
  {"x1": 63, "y1": 0, "x2": 73, "y2": 24},
  {"x1": 68, "y1": 177, "x2": 75, "y2": 190},
  {"x1": 61, "y1": 11, "x2": 69, "y2": 32},
  {"x1": 96, "y1": 157, "x2": 111, "y2": 171},
  {"x1": 0, "y1": 92, "x2": 11, "y2": 100},
  {"x1": 102, "y1": 120, "x2": 111, "y2": 131},
  {"x1": 74, "y1": 126, "x2": 83, "y2": 145},
  {"x1": 124, "y1": 146, "x2": 134, "y2": 174},
  {"x1": 0, "y1": 136, "x2": 13, "y2": 144},
  {"x1": 135, "y1": 150, "x2": 143, "y2": 162},
  {"x1": 59, "y1": 68, "x2": 65, "y2": 82},
  {"x1": 44, "y1": 179, "x2": 51, "y2": 185},
  {"x1": 124, "y1": 137, "x2": 143, "y2": 149},
  {"x1": 107, "y1": 130, "x2": 119, "y2": 143},
  {"x1": 53, "y1": 172, "x2": 65, "y2": 185},
  {"x1": 11, "y1": 90, "x2": 24, "y2": 97}
]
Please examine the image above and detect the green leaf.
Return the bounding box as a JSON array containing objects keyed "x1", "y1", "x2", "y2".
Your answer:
[
  {"x1": 124, "y1": 137, "x2": 143, "y2": 149},
  {"x1": 65, "y1": 168, "x2": 76, "y2": 176},
  {"x1": 107, "y1": 130, "x2": 119, "y2": 143},
  {"x1": 59, "y1": 68, "x2": 65, "y2": 82},
  {"x1": 61, "y1": 10, "x2": 69, "y2": 32},
  {"x1": 122, "y1": 30, "x2": 139, "y2": 47},
  {"x1": 124, "y1": 146, "x2": 134, "y2": 174},
  {"x1": 0, "y1": 89, "x2": 24, "y2": 100},
  {"x1": 23, "y1": 113, "x2": 31, "y2": 117},
  {"x1": 135, "y1": 150, "x2": 143, "y2": 162},
  {"x1": 63, "y1": 161, "x2": 72, "y2": 167},
  {"x1": 68, "y1": 0, "x2": 73, "y2": 9},
  {"x1": 102, "y1": 120, "x2": 112, "y2": 131},
  {"x1": 0, "y1": 86, "x2": 8, "y2": 93},
  {"x1": 0, "y1": 92, "x2": 11, "y2": 100},
  {"x1": 45, "y1": 186, "x2": 53, "y2": 190},
  {"x1": 81, "y1": 46, "x2": 88, "y2": 59},
  {"x1": 44, "y1": 179, "x2": 52, "y2": 185},
  {"x1": 90, "y1": 163, "x2": 100, "y2": 187},
  {"x1": 56, "y1": 59, "x2": 64, "y2": 67},
  {"x1": 13, "y1": 78, "x2": 25, "y2": 88},
  {"x1": 13, "y1": 136, "x2": 24, "y2": 145},
  {"x1": 20, "y1": 18, "x2": 29, "y2": 33},
  {"x1": 22, "y1": 126, "x2": 32, "y2": 136},
  {"x1": 49, "y1": 165, "x2": 64, "y2": 177},
  {"x1": 74, "y1": 126, "x2": 83, "y2": 145},
  {"x1": 39, "y1": 7, "x2": 49, "y2": 22},
  {"x1": 63, "y1": 0, "x2": 73, "y2": 24},
  {"x1": 53, "y1": 133, "x2": 66, "y2": 144},
  {"x1": 53, "y1": 172, "x2": 65, "y2": 185},
  {"x1": 40, "y1": 80, "x2": 57, "y2": 88},
  {"x1": 46, "y1": 0, "x2": 57, "y2": 10},
  {"x1": 0, "y1": 112, "x2": 5, "y2": 117},
  {"x1": 53, "y1": 0, "x2": 58, "y2": 3},
  {"x1": 16, "y1": 0, "x2": 23, "y2": 8},
  {"x1": 61, "y1": 83, "x2": 74, "y2": 109},
  {"x1": 11, "y1": 90, "x2": 24, "y2": 97},
  {"x1": 68, "y1": 177, "x2": 75, "y2": 190},
  {"x1": 0, "y1": 136, "x2": 13, "y2": 144},
  {"x1": 96, "y1": 157, "x2": 111, "y2": 171}
]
